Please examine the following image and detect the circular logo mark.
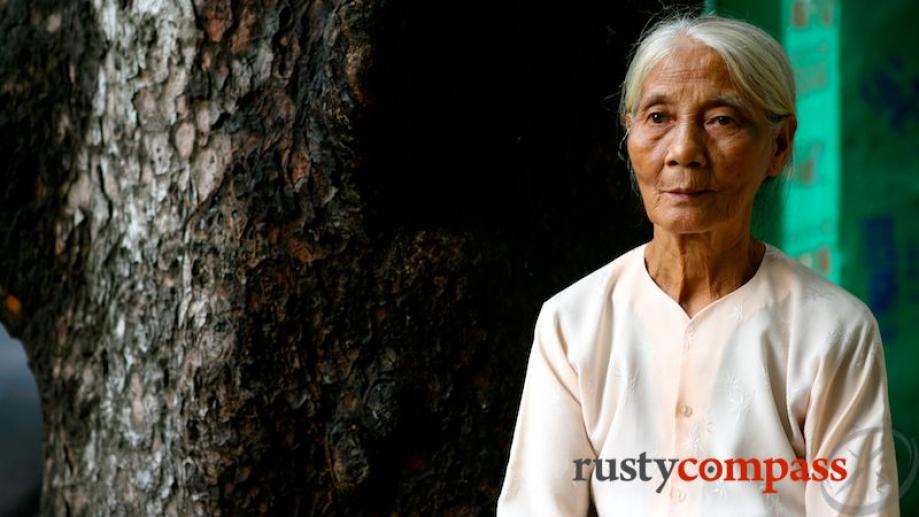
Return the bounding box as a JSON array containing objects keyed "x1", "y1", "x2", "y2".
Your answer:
[{"x1": 820, "y1": 426, "x2": 917, "y2": 515}]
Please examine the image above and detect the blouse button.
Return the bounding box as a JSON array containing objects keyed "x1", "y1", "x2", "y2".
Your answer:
[{"x1": 680, "y1": 404, "x2": 693, "y2": 417}]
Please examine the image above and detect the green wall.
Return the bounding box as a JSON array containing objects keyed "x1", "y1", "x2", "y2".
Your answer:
[
  {"x1": 709, "y1": 0, "x2": 919, "y2": 512},
  {"x1": 839, "y1": 3, "x2": 919, "y2": 513}
]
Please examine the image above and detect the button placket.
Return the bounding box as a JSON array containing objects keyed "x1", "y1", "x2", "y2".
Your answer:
[
  {"x1": 671, "y1": 487, "x2": 687, "y2": 503},
  {"x1": 677, "y1": 324, "x2": 695, "y2": 437},
  {"x1": 685, "y1": 327, "x2": 695, "y2": 347},
  {"x1": 671, "y1": 320, "x2": 701, "y2": 509}
]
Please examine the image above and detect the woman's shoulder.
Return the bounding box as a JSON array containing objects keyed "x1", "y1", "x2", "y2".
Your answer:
[
  {"x1": 532, "y1": 244, "x2": 645, "y2": 361},
  {"x1": 760, "y1": 244, "x2": 883, "y2": 363},
  {"x1": 761, "y1": 243, "x2": 875, "y2": 325},
  {"x1": 541, "y1": 243, "x2": 645, "y2": 319}
]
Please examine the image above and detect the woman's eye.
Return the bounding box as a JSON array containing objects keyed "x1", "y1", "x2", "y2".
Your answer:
[
  {"x1": 648, "y1": 112, "x2": 667, "y2": 124},
  {"x1": 711, "y1": 115, "x2": 735, "y2": 126}
]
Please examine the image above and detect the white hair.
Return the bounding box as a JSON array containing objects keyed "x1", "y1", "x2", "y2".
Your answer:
[{"x1": 619, "y1": 14, "x2": 796, "y2": 130}]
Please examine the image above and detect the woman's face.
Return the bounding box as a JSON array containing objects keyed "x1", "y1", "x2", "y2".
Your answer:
[{"x1": 625, "y1": 42, "x2": 794, "y2": 236}]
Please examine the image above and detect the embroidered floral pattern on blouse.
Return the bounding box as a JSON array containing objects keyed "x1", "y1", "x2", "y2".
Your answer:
[
  {"x1": 802, "y1": 280, "x2": 839, "y2": 304},
  {"x1": 823, "y1": 326, "x2": 846, "y2": 348},
  {"x1": 710, "y1": 479, "x2": 728, "y2": 499},
  {"x1": 681, "y1": 417, "x2": 713, "y2": 455},
  {"x1": 613, "y1": 363, "x2": 639, "y2": 403},
  {"x1": 728, "y1": 302, "x2": 745, "y2": 322},
  {"x1": 726, "y1": 374, "x2": 753, "y2": 424},
  {"x1": 760, "y1": 482, "x2": 787, "y2": 514},
  {"x1": 772, "y1": 311, "x2": 792, "y2": 345},
  {"x1": 759, "y1": 363, "x2": 772, "y2": 391}
]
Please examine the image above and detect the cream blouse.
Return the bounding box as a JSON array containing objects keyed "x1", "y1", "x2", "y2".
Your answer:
[{"x1": 497, "y1": 241, "x2": 899, "y2": 516}]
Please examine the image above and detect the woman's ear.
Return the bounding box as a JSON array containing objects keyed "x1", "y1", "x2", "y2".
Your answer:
[
  {"x1": 767, "y1": 115, "x2": 797, "y2": 177},
  {"x1": 624, "y1": 113, "x2": 633, "y2": 132}
]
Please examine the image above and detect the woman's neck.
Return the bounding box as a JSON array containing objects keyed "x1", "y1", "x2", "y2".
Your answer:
[{"x1": 643, "y1": 230, "x2": 765, "y2": 318}]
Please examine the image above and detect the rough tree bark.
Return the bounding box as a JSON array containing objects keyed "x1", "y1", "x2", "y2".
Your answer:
[{"x1": 0, "y1": 0, "x2": 694, "y2": 514}]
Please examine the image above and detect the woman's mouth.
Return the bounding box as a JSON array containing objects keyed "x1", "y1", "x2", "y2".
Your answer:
[{"x1": 665, "y1": 190, "x2": 711, "y2": 201}]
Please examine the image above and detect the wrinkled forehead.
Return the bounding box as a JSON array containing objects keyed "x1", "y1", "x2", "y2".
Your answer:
[
  {"x1": 637, "y1": 42, "x2": 756, "y2": 114},
  {"x1": 651, "y1": 43, "x2": 729, "y2": 81}
]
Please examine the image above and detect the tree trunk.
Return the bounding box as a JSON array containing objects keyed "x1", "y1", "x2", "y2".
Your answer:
[{"x1": 0, "y1": 0, "x2": 693, "y2": 514}]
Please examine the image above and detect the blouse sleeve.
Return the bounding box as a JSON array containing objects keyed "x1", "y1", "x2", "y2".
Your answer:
[
  {"x1": 804, "y1": 310, "x2": 900, "y2": 516},
  {"x1": 496, "y1": 300, "x2": 597, "y2": 517}
]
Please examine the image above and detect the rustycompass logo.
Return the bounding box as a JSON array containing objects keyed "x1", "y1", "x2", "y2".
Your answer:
[
  {"x1": 573, "y1": 452, "x2": 848, "y2": 494},
  {"x1": 821, "y1": 426, "x2": 918, "y2": 515}
]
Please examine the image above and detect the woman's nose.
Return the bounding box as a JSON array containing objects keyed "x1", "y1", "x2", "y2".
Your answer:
[{"x1": 666, "y1": 121, "x2": 707, "y2": 169}]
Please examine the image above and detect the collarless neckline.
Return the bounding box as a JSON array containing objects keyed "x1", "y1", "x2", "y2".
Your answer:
[{"x1": 637, "y1": 240, "x2": 774, "y2": 324}]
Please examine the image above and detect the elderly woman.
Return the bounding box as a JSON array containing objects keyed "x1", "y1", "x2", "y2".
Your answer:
[{"x1": 497, "y1": 13, "x2": 899, "y2": 517}]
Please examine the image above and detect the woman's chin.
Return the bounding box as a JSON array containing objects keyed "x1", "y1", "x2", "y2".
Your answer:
[
  {"x1": 648, "y1": 213, "x2": 718, "y2": 235},
  {"x1": 655, "y1": 220, "x2": 715, "y2": 234}
]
